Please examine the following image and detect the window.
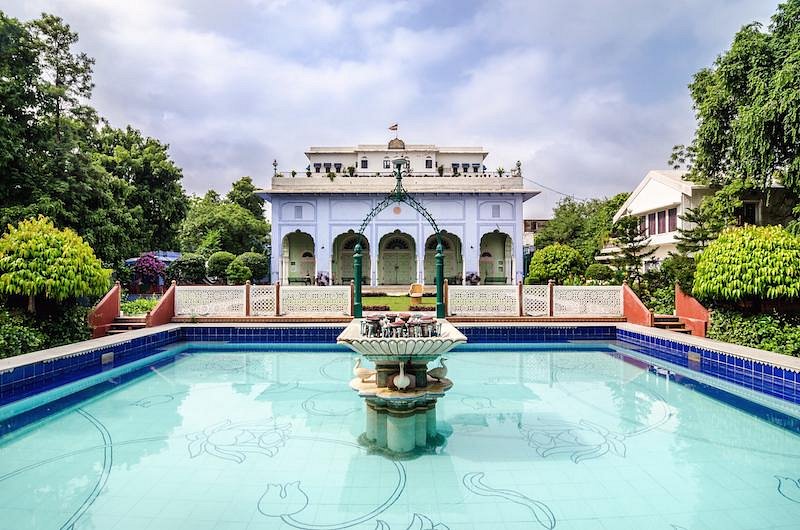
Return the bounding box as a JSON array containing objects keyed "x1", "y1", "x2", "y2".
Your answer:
[
  {"x1": 648, "y1": 213, "x2": 656, "y2": 236},
  {"x1": 360, "y1": 158, "x2": 368, "y2": 169},
  {"x1": 639, "y1": 216, "x2": 646, "y2": 235},
  {"x1": 472, "y1": 164, "x2": 480, "y2": 173},
  {"x1": 294, "y1": 205, "x2": 302, "y2": 219},
  {"x1": 323, "y1": 163, "x2": 331, "y2": 172},
  {"x1": 314, "y1": 163, "x2": 321, "y2": 173},
  {"x1": 524, "y1": 220, "x2": 536, "y2": 232},
  {"x1": 425, "y1": 158, "x2": 433, "y2": 169},
  {"x1": 462, "y1": 163, "x2": 470, "y2": 172},
  {"x1": 491, "y1": 205, "x2": 501, "y2": 218},
  {"x1": 383, "y1": 158, "x2": 390, "y2": 169},
  {"x1": 668, "y1": 208, "x2": 677, "y2": 232},
  {"x1": 657, "y1": 211, "x2": 666, "y2": 233},
  {"x1": 333, "y1": 163, "x2": 342, "y2": 173},
  {"x1": 735, "y1": 202, "x2": 758, "y2": 226}
]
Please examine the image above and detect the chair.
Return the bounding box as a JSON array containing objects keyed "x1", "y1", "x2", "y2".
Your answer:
[{"x1": 408, "y1": 283, "x2": 424, "y2": 299}]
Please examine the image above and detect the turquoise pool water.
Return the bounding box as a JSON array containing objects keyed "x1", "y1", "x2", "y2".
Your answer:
[{"x1": 1, "y1": 342, "x2": 799, "y2": 530}]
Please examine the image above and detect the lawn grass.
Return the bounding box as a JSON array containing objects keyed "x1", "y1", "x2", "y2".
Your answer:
[{"x1": 362, "y1": 296, "x2": 436, "y2": 311}]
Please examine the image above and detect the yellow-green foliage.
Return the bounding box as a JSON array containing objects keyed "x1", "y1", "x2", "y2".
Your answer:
[
  {"x1": 694, "y1": 225, "x2": 800, "y2": 301},
  {"x1": 0, "y1": 216, "x2": 111, "y2": 300}
]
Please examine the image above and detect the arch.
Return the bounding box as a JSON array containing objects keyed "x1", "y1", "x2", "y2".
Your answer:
[
  {"x1": 424, "y1": 232, "x2": 462, "y2": 284},
  {"x1": 331, "y1": 231, "x2": 370, "y2": 285},
  {"x1": 378, "y1": 230, "x2": 416, "y2": 285},
  {"x1": 479, "y1": 230, "x2": 513, "y2": 284},
  {"x1": 281, "y1": 231, "x2": 315, "y2": 285}
]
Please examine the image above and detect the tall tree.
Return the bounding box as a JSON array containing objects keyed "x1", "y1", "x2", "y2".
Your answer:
[
  {"x1": 92, "y1": 125, "x2": 189, "y2": 251},
  {"x1": 610, "y1": 216, "x2": 656, "y2": 287},
  {"x1": 227, "y1": 176, "x2": 265, "y2": 219},
  {"x1": 535, "y1": 193, "x2": 629, "y2": 262},
  {"x1": 685, "y1": 0, "x2": 800, "y2": 231},
  {"x1": 179, "y1": 194, "x2": 270, "y2": 256}
]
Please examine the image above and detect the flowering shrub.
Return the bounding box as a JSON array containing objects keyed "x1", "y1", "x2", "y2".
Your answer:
[
  {"x1": 134, "y1": 253, "x2": 166, "y2": 285},
  {"x1": 315, "y1": 272, "x2": 330, "y2": 286},
  {"x1": 465, "y1": 272, "x2": 481, "y2": 285}
]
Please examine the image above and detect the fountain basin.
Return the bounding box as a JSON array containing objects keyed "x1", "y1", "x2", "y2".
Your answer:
[{"x1": 336, "y1": 319, "x2": 466, "y2": 362}]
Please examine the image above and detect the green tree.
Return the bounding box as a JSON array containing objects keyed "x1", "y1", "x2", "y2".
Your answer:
[
  {"x1": 207, "y1": 251, "x2": 236, "y2": 280},
  {"x1": 535, "y1": 193, "x2": 629, "y2": 262},
  {"x1": 166, "y1": 253, "x2": 207, "y2": 284},
  {"x1": 685, "y1": 0, "x2": 800, "y2": 231},
  {"x1": 179, "y1": 194, "x2": 269, "y2": 256},
  {"x1": 526, "y1": 243, "x2": 585, "y2": 284},
  {"x1": 0, "y1": 216, "x2": 110, "y2": 312},
  {"x1": 225, "y1": 260, "x2": 252, "y2": 285},
  {"x1": 227, "y1": 176, "x2": 265, "y2": 219},
  {"x1": 609, "y1": 216, "x2": 656, "y2": 286},
  {"x1": 694, "y1": 225, "x2": 800, "y2": 302},
  {"x1": 92, "y1": 125, "x2": 188, "y2": 251},
  {"x1": 234, "y1": 252, "x2": 270, "y2": 281}
]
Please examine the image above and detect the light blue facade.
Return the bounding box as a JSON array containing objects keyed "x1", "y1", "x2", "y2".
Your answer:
[{"x1": 261, "y1": 142, "x2": 536, "y2": 286}]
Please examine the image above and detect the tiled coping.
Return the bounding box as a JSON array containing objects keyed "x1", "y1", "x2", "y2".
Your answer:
[{"x1": 1, "y1": 322, "x2": 798, "y2": 417}]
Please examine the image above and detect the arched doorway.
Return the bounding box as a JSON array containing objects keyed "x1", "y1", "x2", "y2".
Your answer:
[
  {"x1": 378, "y1": 231, "x2": 416, "y2": 285},
  {"x1": 332, "y1": 231, "x2": 370, "y2": 285},
  {"x1": 424, "y1": 232, "x2": 463, "y2": 285},
  {"x1": 281, "y1": 231, "x2": 315, "y2": 284},
  {"x1": 479, "y1": 231, "x2": 513, "y2": 284}
]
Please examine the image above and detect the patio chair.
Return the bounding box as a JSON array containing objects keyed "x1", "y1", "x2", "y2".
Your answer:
[{"x1": 408, "y1": 283, "x2": 424, "y2": 299}]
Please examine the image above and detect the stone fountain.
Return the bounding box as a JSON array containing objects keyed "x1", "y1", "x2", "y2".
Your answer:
[{"x1": 337, "y1": 318, "x2": 466, "y2": 456}]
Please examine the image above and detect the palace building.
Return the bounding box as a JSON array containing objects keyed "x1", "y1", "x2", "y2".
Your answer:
[{"x1": 259, "y1": 138, "x2": 538, "y2": 286}]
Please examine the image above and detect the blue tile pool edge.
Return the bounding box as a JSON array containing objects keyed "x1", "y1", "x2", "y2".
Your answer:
[{"x1": 1, "y1": 323, "x2": 798, "y2": 412}]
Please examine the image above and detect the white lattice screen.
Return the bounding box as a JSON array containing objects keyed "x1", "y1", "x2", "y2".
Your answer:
[
  {"x1": 522, "y1": 285, "x2": 549, "y2": 316},
  {"x1": 280, "y1": 286, "x2": 350, "y2": 315},
  {"x1": 447, "y1": 285, "x2": 518, "y2": 316},
  {"x1": 552, "y1": 286, "x2": 623, "y2": 316},
  {"x1": 250, "y1": 285, "x2": 277, "y2": 316},
  {"x1": 174, "y1": 286, "x2": 246, "y2": 316}
]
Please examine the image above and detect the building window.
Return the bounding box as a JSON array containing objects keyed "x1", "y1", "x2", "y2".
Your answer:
[
  {"x1": 735, "y1": 202, "x2": 758, "y2": 226},
  {"x1": 314, "y1": 163, "x2": 321, "y2": 173},
  {"x1": 383, "y1": 158, "x2": 390, "y2": 169},
  {"x1": 639, "y1": 216, "x2": 646, "y2": 235},
  {"x1": 647, "y1": 213, "x2": 656, "y2": 236},
  {"x1": 462, "y1": 163, "x2": 470, "y2": 172},
  {"x1": 524, "y1": 220, "x2": 535, "y2": 232},
  {"x1": 472, "y1": 164, "x2": 480, "y2": 173},
  {"x1": 360, "y1": 158, "x2": 368, "y2": 169},
  {"x1": 451, "y1": 163, "x2": 459, "y2": 173},
  {"x1": 323, "y1": 163, "x2": 331, "y2": 174},
  {"x1": 294, "y1": 205, "x2": 302, "y2": 219},
  {"x1": 668, "y1": 208, "x2": 677, "y2": 232},
  {"x1": 425, "y1": 158, "x2": 433, "y2": 169},
  {"x1": 657, "y1": 211, "x2": 666, "y2": 233},
  {"x1": 491, "y1": 205, "x2": 501, "y2": 218},
  {"x1": 334, "y1": 163, "x2": 342, "y2": 173}
]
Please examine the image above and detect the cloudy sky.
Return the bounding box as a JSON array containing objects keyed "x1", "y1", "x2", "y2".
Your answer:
[{"x1": 2, "y1": 0, "x2": 778, "y2": 217}]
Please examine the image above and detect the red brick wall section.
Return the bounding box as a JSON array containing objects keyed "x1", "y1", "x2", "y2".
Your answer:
[
  {"x1": 146, "y1": 281, "x2": 176, "y2": 327},
  {"x1": 89, "y1": 281, "x2": 121, "y2": 338},
  {"x1": 675, "y1": 283, "x2": 710, "y2": 337},
  {"x1": 623, "y1": 283, "x2": 654, "y2": 327}
]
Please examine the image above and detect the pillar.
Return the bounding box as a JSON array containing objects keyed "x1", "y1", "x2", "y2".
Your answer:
[
  {"x1": 365, "y1": 403, "x2": 377, "y2": 442},
  {"x1": 353, "y1": 243, "x2": 363, "y2": 318},
  {"x1": 376, "y1": 409, "x2": 387, "y2": 448},
  {"x1": 370, "y1": 242, "x2": 379, "y2": 287},
  {"x1": 416, "y1": 236, "x2": 425, "y2": 284},
  {"x1": 415, "y1": 410, "x2": 427, "y2": 447},
  {"x1": 387, "y1": 412, "x2": 416, "y2": 453},
  {"x1": 426, "y1": 407, "x2": 437, "y2": 439}
]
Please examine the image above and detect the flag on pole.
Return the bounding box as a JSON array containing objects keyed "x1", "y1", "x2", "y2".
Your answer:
[{"x1": 388, "y1": 123, "x2": 398, "y2": 131}]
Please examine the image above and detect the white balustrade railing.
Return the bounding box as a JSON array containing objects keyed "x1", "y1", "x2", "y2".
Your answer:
[
  {"x1": 280, "y1": 285, "x2": 351, "y2": 315},
  {"x1": 250, "y1": 285, "x2": 277, "y2": 316},
  {"x1": 447, "y1": 285, "x2": 518, "y2": 316},
  {"x1": 522, "y1": 285, "x2": 549, "y2": 316},
  {"x1": 174, "y1": 285, "x2": 246, "y2": 316},
  {"x1": 552, "y1": 286, "x2": 623, "y2": 316},
  {"x1": 171, "y1": 284, "x2": 623, "y2": 318}
]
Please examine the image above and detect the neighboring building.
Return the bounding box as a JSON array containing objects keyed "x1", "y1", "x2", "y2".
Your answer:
[
  {"x1": 599, "y1": 169, "x2": 791, "y2": 266},
  {"x1": 522, "y1": 219, "x2": 549, "y2": 248},
  {"x1": 259, "y1": 138, "x2": 538, "y2": 285}
]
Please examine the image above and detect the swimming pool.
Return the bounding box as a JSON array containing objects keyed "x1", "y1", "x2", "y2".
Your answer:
[{"x1": 1, "y1": 334, "x2": 799, "y2": 529}]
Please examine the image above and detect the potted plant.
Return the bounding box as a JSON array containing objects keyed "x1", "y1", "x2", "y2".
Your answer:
[
  {"x1": 327, "y1": 171, "x2": 336, "y2": 182},
  {"x1": 291, "y1": 169, "x2": 297, "y2": 178},
  {"x1": 346, "y1": 166, "x2": 356, "y2": 177},
  {"x1": 437, "y1": 164, "x2": 444, "y2": 177},
  {"x1": 306, "y1": 165, "x2": 312, "y2": 177},
  {"x1": 497, "y1": 167, "x2": 505, "y2": 177}
]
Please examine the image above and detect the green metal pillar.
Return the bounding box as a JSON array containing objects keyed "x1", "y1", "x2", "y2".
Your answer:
[
  {"x1": 435, "y1": 241, "x2": 444, "y2": 318},
  {"x1": 353, "y1": 242, "x2": 363, "y2": 318}
]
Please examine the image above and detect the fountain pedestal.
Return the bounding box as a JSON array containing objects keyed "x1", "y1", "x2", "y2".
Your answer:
[{"x1": 337, "y1": 319, "x2": 465, "y2": 457}]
